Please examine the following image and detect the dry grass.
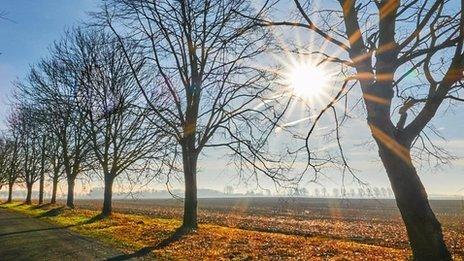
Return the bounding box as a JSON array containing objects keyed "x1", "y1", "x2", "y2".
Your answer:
[
  {"x1": 72, "y1": 198, "x2": 464, "y2": 257},
  {"x1": 0, "y1": 202, "x2": 414, "y2": 260}
]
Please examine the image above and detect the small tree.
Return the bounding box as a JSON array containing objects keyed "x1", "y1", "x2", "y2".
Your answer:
[{"x1": 224, "y1": 186, "x2": 234, "y2": 195}]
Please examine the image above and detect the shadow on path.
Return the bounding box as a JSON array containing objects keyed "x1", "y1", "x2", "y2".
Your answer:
[
  {"x1": 0, "y1": 210, "x2": 108, "y2": 237},
  {"x1": 0, "y1": 225, "x2": 76, "y2": 237},
  {"x1": 0, "y1": 207, "x2": 123, "y2": 259},
  {"x1": 0, "y1": 217, "x2": 31, "y2": 221},
  {"x1": 106, "y1": 226, "x2": 193, "y2": 260}
]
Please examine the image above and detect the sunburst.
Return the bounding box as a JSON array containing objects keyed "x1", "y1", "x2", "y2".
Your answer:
[{"x1": 285, "y1": 60, "x2": 331, "y2": 101}]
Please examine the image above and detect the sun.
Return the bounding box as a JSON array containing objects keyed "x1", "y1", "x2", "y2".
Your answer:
[{"x1": 286, "y1": 61, "x2": 330, "y2": 101}]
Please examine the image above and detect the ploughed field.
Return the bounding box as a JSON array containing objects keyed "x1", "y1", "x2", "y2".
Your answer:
[{"x1": 71, "y1": 197, "x2": 464, "y2": 257}]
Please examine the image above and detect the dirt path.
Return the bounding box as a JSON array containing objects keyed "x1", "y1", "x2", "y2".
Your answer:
[{"x1": 0, "y1": 207, "x2": 123, "y2": 260}]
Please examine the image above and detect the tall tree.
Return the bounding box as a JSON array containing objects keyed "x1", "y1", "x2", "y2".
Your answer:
[
  {"x1": 72, "y1": 29, "x2": 170, "y2": 216},
  {"x1": 37, "y1": 134, "x2": 47, "y2": 205},
  {"x1": 98, "y1": 0, "x2": 288, "y2": 231},
  {"x1": 258, "y1": 0, "x2": 463, "y2": 259},
  {"x1": 25, "y1": 44, "x2": 92, "y2": 208},
  {"x1": 14, "y1": 106, "x2": 43, "y2": 204},
  {"x1": 0, "y1": 138, "x2": 8, "y2": 192},
  {"x1": 45, "y1": 131, "x2": 64, "y2": 204},
  {"x1": 3, "y1": 115, "x2": 21, "y2": 203}
]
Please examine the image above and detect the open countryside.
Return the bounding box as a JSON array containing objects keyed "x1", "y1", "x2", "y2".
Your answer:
[{"x1": 1, "y1": 0, "x2": 464, "y2": 260}]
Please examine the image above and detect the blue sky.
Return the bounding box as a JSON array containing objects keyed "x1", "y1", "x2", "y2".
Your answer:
[
  {"x1": 0, "y1": 0, "x2": 97, "y2": 121},
  {"x1": 0, "y1": 1, "x2": 463, "y2": 196}
]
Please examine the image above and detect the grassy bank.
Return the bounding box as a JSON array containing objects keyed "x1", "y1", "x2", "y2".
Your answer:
[{"x1": 0, "y1": 202, "x2": 409, "y2": 260}]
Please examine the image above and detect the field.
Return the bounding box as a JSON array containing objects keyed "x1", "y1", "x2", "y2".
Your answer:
[
  {"x1": 3, "y1": 198, "x2": 463, "y2": 259},
  {"x1": 67, "y1": 197, "x2": 464, "y2": 259}
]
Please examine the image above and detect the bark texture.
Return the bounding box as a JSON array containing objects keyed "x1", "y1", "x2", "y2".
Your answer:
[
  {"x1": 378, "y1": 140, "x2": 451, "y2": 260},
  {"x1": 7, "y1": 182, "x2": 13, "y2": 203},
  {"x1": 25, "y1": 183, "x2": 33, "y2": 204},
  {"x1": 181, "y1": 145, "x2": 198, "y2": 230},
  {"x1": 66, "y1": 178, "x2": 75, "y2": 208},
  {"x1": 38, "y1": 172, "x2": 44, "y2": 205},
  {"x1": 50, "y1": 177, "x2": 58, "y2": 204},
  {"x1": 101, "y1": 175, "x2": 115, "y2": 216}
]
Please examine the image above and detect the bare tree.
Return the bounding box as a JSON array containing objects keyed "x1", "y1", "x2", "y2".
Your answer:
[
  {"x1": 0, "y1": 138, "x2": 8, "y2": 192},
  {"x1": 25, "y1": 39, "x2": 93, "y2": 209},
  {"x1": 255, "y1": 0, "x2": 463, "y2": 259},
  {"x1": 71, "y1": 29, "x2": 170, "y2": 216},
  {"x1": 37, "y1": 134, "x2": 47, "y2": 205},
  {"x1": 13, "y1": 106, "x2": 43, "y2": 204},
  {"x1": 97, "y1": 0, "x2": 289, "y2": 231},
  {"x1": 45, "y1": 131, "x2": 64, "y2": 204},
  {"x1": 3, "y1": 116, "x2": 21, "y2": 203}
]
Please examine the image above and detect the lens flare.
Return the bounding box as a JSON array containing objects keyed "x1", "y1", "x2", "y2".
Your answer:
[{"x1": 286, "y1": 61, "x2": 330, "y2": 101}]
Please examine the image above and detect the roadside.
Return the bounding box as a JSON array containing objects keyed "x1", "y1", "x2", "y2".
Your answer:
[
  {"x1": 0, "y1": 206, "x2": 122, "y2": 260},
  {"x1": 0, "y1": 202, "x2": 409, "y2": 260}
]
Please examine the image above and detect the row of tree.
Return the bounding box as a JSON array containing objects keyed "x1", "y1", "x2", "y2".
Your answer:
[
  {"x1": 0, "y1": 29, "x2": 171, "y2": 215},
  {"x1": 0, "y1": 0, "x2": 286, "y2": 224},
  {"x1": 1, "y1": 0, "x2": 463, "y2": 260}
]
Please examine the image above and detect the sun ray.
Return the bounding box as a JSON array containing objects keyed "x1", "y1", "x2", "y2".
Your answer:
[{"x1": 283, "y1": 59, "x2": 334, "y2": 105}]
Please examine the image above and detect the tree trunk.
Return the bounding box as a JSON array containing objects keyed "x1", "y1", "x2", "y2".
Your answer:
[
  {"x1": 66, "y1": 178, "x2": 75, "y2": 208},
  {"x1": 25, "y1": 182, "x2": 33, "y2": 204},
  {"x1": 38, "y1": 171, "x2": 44, "y2": 205},
  {"x1": 50, "y1": 177, "x2": 58, "y2": 204},
  {"x1": 378, "y1": 142, "x2": 451, "y2": 260},
  {"x1": 101, "y1": 174, "x2": 115, "y2": 217},
  {"x1": 39, "y1": 135, "x2": 46, "y2": 205},
  {"x1": 181, "y1": 149, "x2": 198, "y2": 230},
  {"x1": 7, "y1": 182, "x2": 13, "y2": 203}
]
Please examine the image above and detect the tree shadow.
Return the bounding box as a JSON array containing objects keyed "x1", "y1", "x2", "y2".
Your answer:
[
  {"x1": 0, "y1": 201, "x2": 15, "y2": 206},
  {"x1": 106, "y1": 226, "x2": 193, "y2": 260},
  {"x1": 0, "y1": 225, "x2": 76, "y2": 237},
  {"x1": 82, "y1": 213, "x2": 107, "y2": 225},
  {"x1": 0, "y1": 217, "x2": 31, "y2": 221},
  {"x1": 31, "y1": 203, "x2": 54, "y2": 210},
  {"x1": 36, "y1": 207, "x2": 65, "y2": 218}
]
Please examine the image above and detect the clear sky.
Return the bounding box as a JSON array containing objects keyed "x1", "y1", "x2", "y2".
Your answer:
[
  {"x1": 0, "y1": 1, "x2": 463, "y2": 197},
  {"x1": 0, "y1": 0, "x2": 97, "y2": 122}
]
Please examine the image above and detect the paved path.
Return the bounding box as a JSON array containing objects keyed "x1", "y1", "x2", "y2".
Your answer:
[{"x1": 0, "y1": 207, "x2": 123, "y2": 260}]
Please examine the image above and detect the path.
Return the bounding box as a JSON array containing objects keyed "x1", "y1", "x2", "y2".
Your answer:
[{"x1": 0, "y1": 207, "x2": 123, "y2": 260}]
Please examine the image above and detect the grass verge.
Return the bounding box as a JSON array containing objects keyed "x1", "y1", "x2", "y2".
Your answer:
[{"x1": 0, "y1": 202, "x2": 410, "y2": 260}]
